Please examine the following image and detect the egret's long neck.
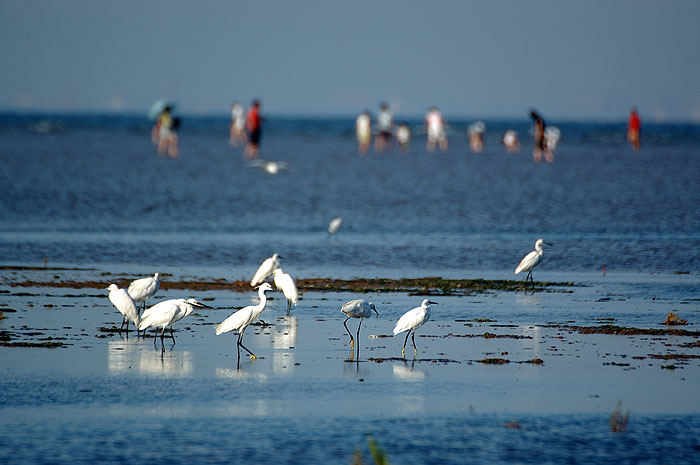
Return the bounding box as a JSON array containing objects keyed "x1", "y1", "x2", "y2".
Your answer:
[
  {"x1": 253, "y1": 290, "x2": 268, "y2": 318},
  {"x1": 535, "y1": 243, "x2": 543, "y2": 255}
]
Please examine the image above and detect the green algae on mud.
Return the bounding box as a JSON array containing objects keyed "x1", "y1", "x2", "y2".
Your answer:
[{"x1": 7, "y1": 276, "x2": 575, "y2": 294}]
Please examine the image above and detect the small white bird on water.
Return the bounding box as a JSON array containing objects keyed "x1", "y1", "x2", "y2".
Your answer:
[
  {"x1": 393, "y1": 299, "x2": 438, "y2": 357},
  {"x1": 215, "y1": 282, "x2": 273, "y2": 365},
  {"x1": 107, "y1": 284, "x2": 140, "y2": 333},
  {"x1": 341, "y1": 299, "x2": 379, "y2": 350},
  {"x1": 139, "y1": 298, "x2": 208, "y2": 344},
  {"x1": 272, "y1": 268, "x2": 298, "y2": 313},
  {"x1": 248, "y1": 159, "x2": 289, "y2": 175},
  {"x1": 250, "y1": 253, "x2": 281, "y2": 286},
  {"x1": 127, "y1": 272, "x2": 160, "y2": 312},
  {"x1": 515, "y1": 238, "x2": 553, "y2": 287},
  {"x1": 328, "y1": 217, "x2": 343, "y2": 235}
]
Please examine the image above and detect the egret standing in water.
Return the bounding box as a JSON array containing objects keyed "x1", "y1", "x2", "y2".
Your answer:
[
  {"x1": 139, "y1": 298, "x2": 208, "y2": 345},
  {"x1": 328, "y1": 217, "x2": 343, "y2": 236},
  {"x1": 515, "y1": 238, "x2": 553, "y2": 287},
  {"x1": 215, "y1": 283, "x2": 273, "y2": 366},
  {"x1": 341, "y1": 299, "x2": 379, "y2": 356},
  {"x1": 250, "y1": 254, "x2": 281, "y2": 286},
  {"x1": 393, "y1": 299, "x2": 438, "y2": 357},
  {"x1": 272, "y1": 268, "x2": 298, "y2": 313},
  {"x1": 107, "y1": 284, "x2": 140, "y2": 334},
  {"x1": 128, "y1": 272, "x2": 160, "y2": 312}
]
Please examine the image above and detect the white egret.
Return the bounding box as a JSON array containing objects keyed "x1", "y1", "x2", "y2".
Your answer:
[
  {"x1": 393, "y1": 299, "x2": 438, "y2": 357},
  {"x1": 341, "y1": 299, "x2": 379, "y2": 356},
  {"x1": 328, "y1": 217, "x2": 343, "y2": 235},
  {"x1": 250, "y1": 253, "x2": 281, "y2": 286},
  {"x1": 139, "y1": 298, "x2": 209, "y2": 344},
  {"x1": 128, "y1": 272, "x2": 160, "y2": 312},
  {"x1": 515, "y1": 238, "x2": 553, "y2": 287},
  {"x1": 107, "y1": 284, "x2": 140, "y2": 333},
  {"x1": 272, "y1": 268, "x2": 298, "y2": 313},
  {"x1": 215, "y1": 283, "x2": 273, "y2": 366},
  {"x1": 248, "y1": 159, "x2": 289, "y2": 175}
]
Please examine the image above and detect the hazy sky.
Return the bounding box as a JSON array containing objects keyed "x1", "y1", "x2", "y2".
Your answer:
[{"x1": 2, "y1": 0, "x2": 699, "y2": 120}]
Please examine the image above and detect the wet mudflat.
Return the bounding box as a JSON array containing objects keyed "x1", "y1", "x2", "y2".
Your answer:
[{"x1": 1, "y1": 267, "x2": 700, "y2": 464}]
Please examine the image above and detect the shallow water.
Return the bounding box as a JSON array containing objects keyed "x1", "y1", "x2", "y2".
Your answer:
[
  {"x1": 2, "y1": 114, "x2": 700, "y2": 463},
  {"x1": 2, "y1": 267, "x2": 700, "y2": 464},
  {"x1": 1, "y1": 114, "x2": 699, "y2": 272}
]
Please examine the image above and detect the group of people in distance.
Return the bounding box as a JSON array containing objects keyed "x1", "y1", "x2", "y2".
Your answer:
[
  {"x1": 355, "y1": 104, "x2": 643, "y2": 161},
  {"x1": 154, "y1": 100, "x2": 642, "y2": 161}
]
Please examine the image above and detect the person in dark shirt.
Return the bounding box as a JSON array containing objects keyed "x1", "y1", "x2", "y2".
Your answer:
[{"x1": 245, "y1": 99, "x2": 262, "y2": 159}]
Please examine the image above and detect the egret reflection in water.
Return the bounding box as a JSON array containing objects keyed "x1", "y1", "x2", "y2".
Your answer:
[
  {"x1": 272, "y1": 315, "x2": 297, "y2": 374},
  {"x1": 392, "y1": 360, "x2": 426, "y2": 382},
  {"x1": 108, "y1": 339, "x2": 193, "y2": 377}
]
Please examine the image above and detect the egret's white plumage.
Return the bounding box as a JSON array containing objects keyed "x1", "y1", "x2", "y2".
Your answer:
[
  {"x1": 328, "y1": 217, "x2": 343, "y2": 235},
  {"x1": 341, "y1": 299, "x2": 379, "y2": 350},
  {"x1": 139, "y1": 298, "x2": 207, "y2": 343},
  {"x1": 215, "y1": 283, "x2": 273, "y2": 364},
  {"x1": 107, "y1": 283, "x2": 140, "y2": 332},
  {"x1": 272, "y1": 268, "x2": 298, "y2": 312},
  {"x1": 393, "y1": 299, "x2": 438, "y2": 357},
  {"x1": 250, "y1": 254, "x2": 281, "y2": 286},
  {"x1": 127, "y1": 273, "x2": 160, "y2": 310},
  {"x1": 515, "y1": 238, "x2": 552, "y2": 286},
  {"x1": 248, "y1": 158, "x2": 289, "y2": 175},
  {"x1": 342, "y1": 299, "x2": 378, "y2": 320}
]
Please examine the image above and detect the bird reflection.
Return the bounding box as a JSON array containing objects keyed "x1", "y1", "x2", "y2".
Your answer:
[
  {"x1": 272, "y1": 315, "x2": 297, "y2": 374},
  {"x1": 515, "y1": 292, "x2": 542, "y2": 308},
  {"x1": 519, "y1": 325, "x2": 542, "y2": 357},
  {"x1": 215, "y1": 367, "x2": 267, "y2": 381},
  {"x1": 107, "y1": 339, "x2": 193, "y2": 377},
  {"x1": 392, "y1": 360, "x2": 426, "y2": 382}
]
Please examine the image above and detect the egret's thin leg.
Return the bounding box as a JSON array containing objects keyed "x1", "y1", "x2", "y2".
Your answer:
[
  {"x1": 356, "y1": 318, "x2": 363, "y2": 358},
  {"x1": 119, "y1": 317, "x2": 126, "y2": 333},
  {"x1": 286, "y1": 299, "x2": 291, "y2": 314},
  {"x1": 401, "y1": 331, "x2": 411, "y2": 357},
  {"x1": 169, "y1": 326, "x2": 176, "y2": 344},
  {"x1": 238, "y1": 332, "x2": 256, "y2": 359},
  {"x1": 343, "y1": 316, "x2": 354, "y2": 346},
  {"x1": 411, "y1": 332, "x2": 418, "y2": 356},
  {"x1": 235, "y1": 334, "x2": 241, "y2": 367}
]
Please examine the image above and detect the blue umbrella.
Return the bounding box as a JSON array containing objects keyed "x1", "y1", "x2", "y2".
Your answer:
[{"x1": 148, "y1": 99, "x2": 176, "y2": 120}]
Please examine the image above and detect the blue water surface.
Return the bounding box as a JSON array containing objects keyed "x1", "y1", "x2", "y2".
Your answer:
[{"x1": 1, "y1": 113, "x2": 699, "y2": 273}]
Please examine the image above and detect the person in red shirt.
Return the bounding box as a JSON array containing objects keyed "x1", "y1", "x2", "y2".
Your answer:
[
  {"x1": 244, "y1": 99, "x2": 262, "y2": 159},
  {"x1": 627, "y1": 107, "x2": 641, "y2": 151}
]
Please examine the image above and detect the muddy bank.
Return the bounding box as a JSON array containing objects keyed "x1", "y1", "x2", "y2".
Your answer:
[
  {"x1": 6, "y1": 276, "x2": 575, "y2": 294},
  {"x1": 549, "y1": 324, "x2": 700, "y2": 337}
]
